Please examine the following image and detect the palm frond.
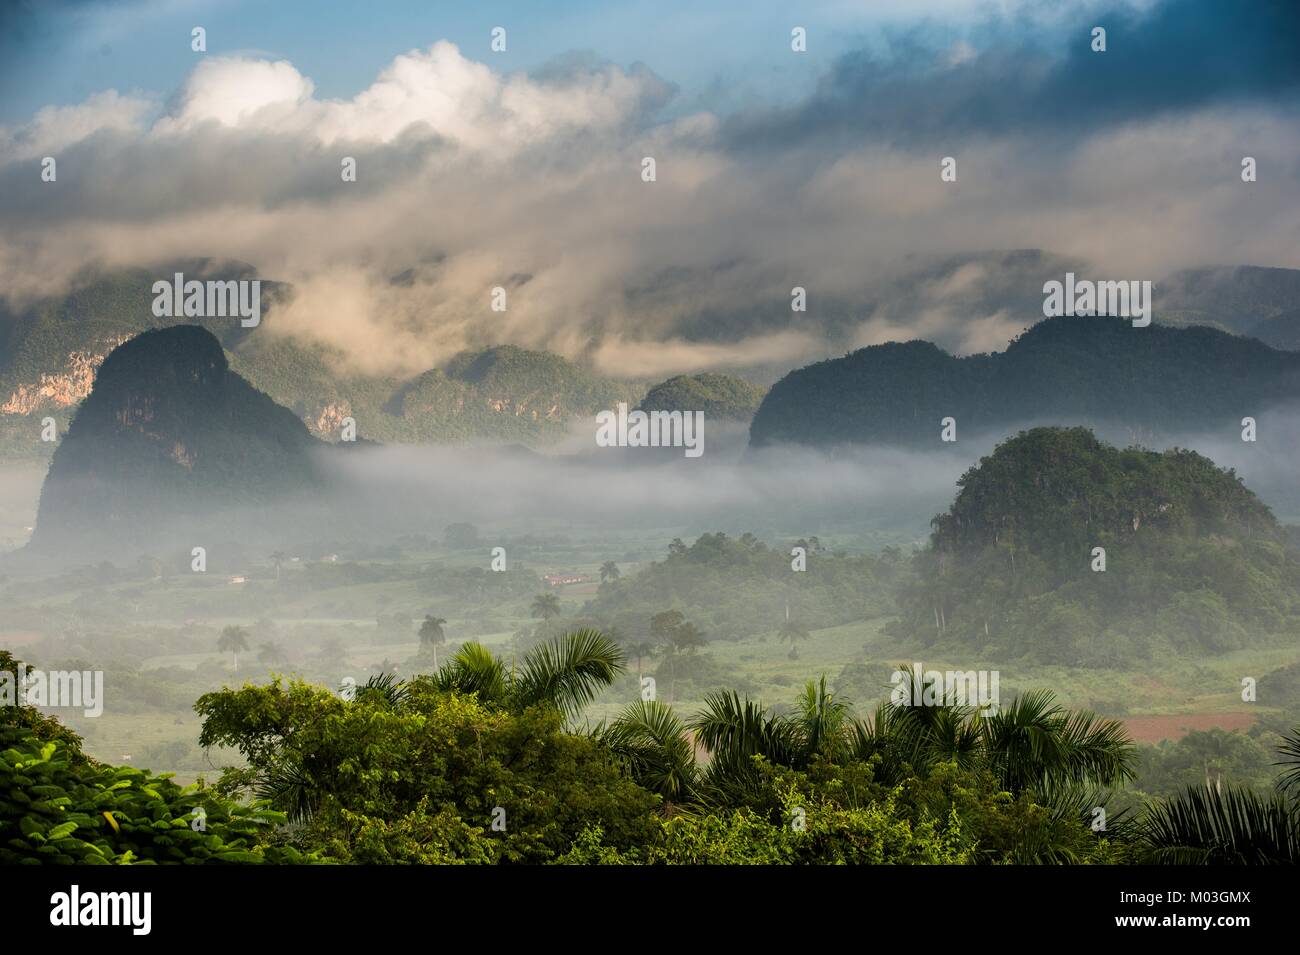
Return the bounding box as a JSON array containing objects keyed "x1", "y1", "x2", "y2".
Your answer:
[
  {"x1": 254, "y1": 757, "x2": 317, "y2": 824},
  {"x1": 600, "y1": 699, "x2": 696, "y2": 802},
  {"x1": 1136, "y1": 782, "x2": 1300, "y2": 864},
  {"x1": 1274, "y1": 725, "x2": 1300, "y2": 797},
  {"x1": 691, "y1": 690, "x2": 802, "y2": 801},
  {"x1": 794, "y1": 675, "x2": 853, "y2": 759},
  {"x1": 514, "y1": 628, "x2": 625, "y2": 717},
  {"x1": 434, "y1": 642, "x2": 508, "y2": 704},
  {"x1": 353, "y1": 671, "x2": 410, "y2": 710}
]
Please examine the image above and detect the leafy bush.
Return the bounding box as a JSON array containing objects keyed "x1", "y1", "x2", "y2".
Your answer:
[{"x1": 0, "y1": 729, "x2": 318, "y2": 864}]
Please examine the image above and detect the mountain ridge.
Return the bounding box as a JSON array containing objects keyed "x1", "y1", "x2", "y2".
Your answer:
[
  {"x1": 749, "y1": 315, "x2": 1300, "y2": 449},
  {"x1": 28, "y1": 325, "x2": 329, "y2": 556}
]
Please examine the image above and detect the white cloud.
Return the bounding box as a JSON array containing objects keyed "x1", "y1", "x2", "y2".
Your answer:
[
  {"x1": 0, "y1": 90, "x2": 153, "y2": 160},
  {"x1": 156, "y1": 42, "x2": 669, "y2": 155},
  {"x1": 165, "y1": 58, "x2": 314, "y2": 131}
]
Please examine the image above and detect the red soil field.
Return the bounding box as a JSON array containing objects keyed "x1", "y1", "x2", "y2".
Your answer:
[{"x1": 1123, "y1": 712, "x2": 1256, "y2": 743}]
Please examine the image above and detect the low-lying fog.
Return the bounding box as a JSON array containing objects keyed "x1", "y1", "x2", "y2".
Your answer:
[{"x1": 3, "y1": 407, "x2": 1298, "y2": 569}]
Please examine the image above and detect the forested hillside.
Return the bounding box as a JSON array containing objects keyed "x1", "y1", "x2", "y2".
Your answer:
[
  {"x1": 893, "y1": 427, "x2": 1300, "y2": 664},
  {"x1": 637, "y1": 373, "x2": 766, "y2": 420},
  {"x1": 749, "y1": 316, "x2": 1300, "y2": 449},
  {"x1": 583, "y1": 532, "x2": 904, "y2": 641}
]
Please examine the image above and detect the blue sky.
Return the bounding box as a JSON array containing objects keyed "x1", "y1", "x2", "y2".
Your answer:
[{"x1": 3, "y1": 0, "x2": 1061, "y2": 123}]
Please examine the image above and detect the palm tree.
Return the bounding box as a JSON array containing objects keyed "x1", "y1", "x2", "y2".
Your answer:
[
  {"x1": 1279, "y1": 726, "x2": 1300, "y2": 797},
  {"x1": 628, "y1": 641, "x2": 657, "y2": 680},
  {"x1": 601, "y1": 679, "x2": 854, "y2": 808},
  {"x1": 683, "y1": 677, "x2": 852, "y2": 800},
  {"x1": 598, "y1": 700, "x2": 696, "y2": 805},
  {"x1": 850, "y1": 666, "x2": 1134, "y2": 798},
  {"x1": 217, "y1": 625, "x2": 250, "y2": 671},
  {"x1": 793, "y1": 675, "x2": 853, "y2": 761},
  {"x1": 683, "y1": 666, "x2": 1135, "y2": 817},
  {"x1": 1135, "y1": 783, "x2": 1300, "y2": 864},
  {"x1": 599, "y1": 561, "x2": 621, "y2": 584},
  {"x1": 690, "y1": 689, "x2": 803, "y2": 802},
  {"x1": 435, "y1": 628, "x2": 624, "y2": 719},
  {"x1": 850, "y1": 695, "x2": 983, "y2": 786},
  {"x1": 351, "y1": 670, "x2": 411, "y2": 711},
  {"x1": 980, "y1": 689, "x2": 1135, "y2": 796},
  {"x1": 418, "y1": 615, "x2": 447, "y2": 668},
  {"x1": 779, "y1": 619, "x2": 809, "y2": 659},
  {"x1": 531, "y1": 592, "x2": 562, "y2": 621},
  {"x1": 1133, "y1": 725, "x2": 1300, "y2": 864}
]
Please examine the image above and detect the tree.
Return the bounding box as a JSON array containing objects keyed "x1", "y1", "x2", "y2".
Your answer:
[
  {"x1": 845, "y1": 669, "x2": 1136, "y2": 832},
  {"x1": 779, "y1": 619, "x2": 810, "y2": 659},
  {"x1": 628, "y1": 641, "x2": 657, "y2": 680},
  {"x1": 258, "y1": 640, "x2": 287, "y2": 667},
  {"x1": 670, "y1": 621, "x2": 706, "y2": 654},
  {"x1": 418, "y1": 615, "x2": 448, "y2": 668},
  {"x1": 194, "y1": 665, "x2": 656, "y2": 862},
  {"x1": 444, "y1": 522, "x2": 480, "y2": 550},
  {"x1": 648, "y1": 611, "x2": 701, "y2": 703},
  {"x1": 650, "y1": 610, "x2": 685, "y2": 645},
  {"x1": 672, "y1": 667, "x2": 1135, "y2": 835},
  {"x1": 599, "y1": 700, "x2": 696, "y2": 805},
  {"x1": 600, "y1": 561, "x2": 621, "y2": 584},
  {"x1": 314, "y1": 637, "x2": 347, "y2": 673},
  {"x1": 434, "y1": 628, "x2": 625, "y2": 719},
  {"x1": 531, "y1": 592, "x2": 562, "y2": 621},
  {"x1": 218, "y1": 625, "x2": 250, "y2": 671},
  {"x1": 1134, "y1": 725, "x2": 1300, "y2": 863}
]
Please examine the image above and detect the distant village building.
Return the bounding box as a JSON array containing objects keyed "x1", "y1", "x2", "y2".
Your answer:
[{"x1": 544, "y1": 573, "x2": 590, "y2": 587}]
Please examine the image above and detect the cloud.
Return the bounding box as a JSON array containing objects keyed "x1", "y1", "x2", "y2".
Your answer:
[
  {"x1": 156, "y1": 42, "x2": 673, "y2": 152},
  {"x1": 724, "y1": 0, "x2": 1300, "y2": 151},
  {"x1": 1, "y1": 1, "x2": 1299, "y2": 380},
  {"x1": 589, "y1": 331, "x2": 823, "y2": 379},
  {"x1": 0, "y1": 90, "x2": 153, "y2": 160}
]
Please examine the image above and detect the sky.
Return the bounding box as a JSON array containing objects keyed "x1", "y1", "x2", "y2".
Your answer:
[{"x1": 1, "y1": 0, "x2": 1298, "y2": 378}]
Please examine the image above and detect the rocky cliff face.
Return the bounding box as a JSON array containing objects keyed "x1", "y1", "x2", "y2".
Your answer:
[
  {"x1": 28, "y1": 325, "x2": 329, "y2": 557},
  {"x1": 1, "y1": 338, "x2": 129, "y2": 415}
]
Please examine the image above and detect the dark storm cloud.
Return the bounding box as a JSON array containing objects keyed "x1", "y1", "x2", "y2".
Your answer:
[{"x1": 724, "y1": 0, "x2": 1300, "y2": 152}]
